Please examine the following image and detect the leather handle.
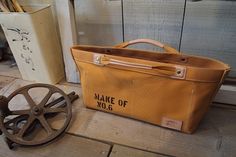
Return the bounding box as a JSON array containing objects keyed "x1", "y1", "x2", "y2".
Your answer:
[
  {"x1": 115, "y1": 39, "x2": 180, "y2": 54},
  {"x1": 93, "y1": 54, "x2": 186, "y2": 79}
]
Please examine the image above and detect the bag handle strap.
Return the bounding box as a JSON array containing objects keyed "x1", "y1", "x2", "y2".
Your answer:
[
  {"x1": 93, "y1": 54, "x2": 186, "y2": 79},
  {"x1": 115, "y1": 39, "x2": 180, "y2": 54}
]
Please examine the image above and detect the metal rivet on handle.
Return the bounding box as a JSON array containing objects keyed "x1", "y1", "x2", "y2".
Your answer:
[
  {"x1": 96, "y1": 56, "x2": 99, "y2": 61},
  {"x1": 95, "y1": 56, "x2": 101, "y2": 64},
  {"x1": 93, "y1": 54, "x2": 104, "y2": 66},
  {"x1": 177, "y1": 70, "x2": 181, "y2": 75}
]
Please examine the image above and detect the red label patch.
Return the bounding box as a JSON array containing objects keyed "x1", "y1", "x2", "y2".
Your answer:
[{"x1": 161, "y1": 117, "x2": 182, "y2": 131}]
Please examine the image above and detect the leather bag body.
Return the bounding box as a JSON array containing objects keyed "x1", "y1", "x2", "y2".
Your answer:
[{"x1": 71, "y1": 39, "x2": 230, "y2": 133}]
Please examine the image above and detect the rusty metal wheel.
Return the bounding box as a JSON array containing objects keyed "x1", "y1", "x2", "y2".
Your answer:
[{"x1": 0, "y1": 84, "x2": 73, "y2": 147}]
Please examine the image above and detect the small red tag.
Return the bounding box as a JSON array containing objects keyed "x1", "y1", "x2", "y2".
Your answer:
[{"x1": 161, "y1": 117, "x2": 182, "y2": 131}]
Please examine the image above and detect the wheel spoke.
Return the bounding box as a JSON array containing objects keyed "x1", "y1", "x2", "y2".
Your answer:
[
  {"x1": 38, "y1": 115, "x2": 53, "y2": 135},
  {"x1": 17, "y1": 116, "x2": 35, "y2": 138},
  {"x1": 39, "y1": 89, "x2": 54, "y2": 107},
  {"x1": 45, "y1": 107, "x2": 66, "y2": 114},
  {"x1": 21, "y1": 90, "x2": 36, "y2": 107},
  {"x1": 11, "y1": 110, "x2": 29, "y2": 115}
]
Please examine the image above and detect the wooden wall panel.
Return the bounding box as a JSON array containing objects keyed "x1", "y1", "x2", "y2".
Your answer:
[
  {"x1": 123, "y1": 0, "x2": 185, "y2": 51},
  {"x1": 74, "y1": 0, "x2": 123, "y2": 46},
  {"x1": 181, "y1": 0, "x2": 236, "y2": 77},
  {"x1": 55, "y1": 0, "x2": 80, "y2": 83}
]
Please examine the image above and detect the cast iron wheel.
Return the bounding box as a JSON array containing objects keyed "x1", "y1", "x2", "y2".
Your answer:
[{"x1": 0, "y1": 84, "x2": 72, "y2": 146}]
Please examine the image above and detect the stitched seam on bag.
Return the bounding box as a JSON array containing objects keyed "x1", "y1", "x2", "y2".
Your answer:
[
  {"x1": 75, "y1": 59, "x2": 219, "y2": 83},
  {"x1": 76, "y1": 59, "x2": 183, "y2": 79},
  {"x1": 75, "y1": 56, "x2": 221, "y2": 83}
]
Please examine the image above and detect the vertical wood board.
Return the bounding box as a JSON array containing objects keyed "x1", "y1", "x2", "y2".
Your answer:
[
  {"x1": 55, "y1": 0, "x2": 80, "y2": 83},
  {"x1": 181, "y1": 0, "x2": 236, "y2": 77},
  {"x1": 123, "y1": 0, "x2": 185, "y2": 51},
  {"x1": 75, "y1": 0, "x2": 123, "y2": 46}
]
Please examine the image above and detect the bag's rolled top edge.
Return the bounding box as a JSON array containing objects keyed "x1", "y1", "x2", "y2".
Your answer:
[{"x1": 71, "y1": 45, "x2": 230, "y2": 83}]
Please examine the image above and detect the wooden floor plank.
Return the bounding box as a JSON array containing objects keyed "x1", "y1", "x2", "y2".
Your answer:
[
  {"x1": 1, "y1": 79, "x2": 236, "y2": 157},
  {"x1": 0, "y1": 134, "x2": 111, "y2": 157},
  {"x1": 0, "y1": 61, "x2": 21, "y2": 79},
  {"x1": 109, "y1": 145, "x2": 168, "y2": 157},
  {"x1": 0, "y1": 75, "x2": 15, "y2": 89}
]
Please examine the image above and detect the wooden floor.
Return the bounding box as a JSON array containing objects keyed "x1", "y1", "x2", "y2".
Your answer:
[
  {"x1": 0, "y1": 67, "x2": 236, "y2": 157},
  {"x1": 0, "y1": 61, "x2": 21, "y2": 79}
]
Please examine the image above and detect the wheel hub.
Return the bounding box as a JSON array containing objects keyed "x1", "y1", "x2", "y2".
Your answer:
[{"x1": 31, "y1": 106, "x2": 43, "y2": 116}]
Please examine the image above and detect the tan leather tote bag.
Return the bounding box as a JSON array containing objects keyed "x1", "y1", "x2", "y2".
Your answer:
[{"x1": 71, "y1": 39, "x2": 230, "y2": 133}]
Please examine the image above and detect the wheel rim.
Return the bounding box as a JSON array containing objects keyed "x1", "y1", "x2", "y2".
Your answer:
[{"x1": 0, "y1": 83, "x2": 72, "y2": 146}]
